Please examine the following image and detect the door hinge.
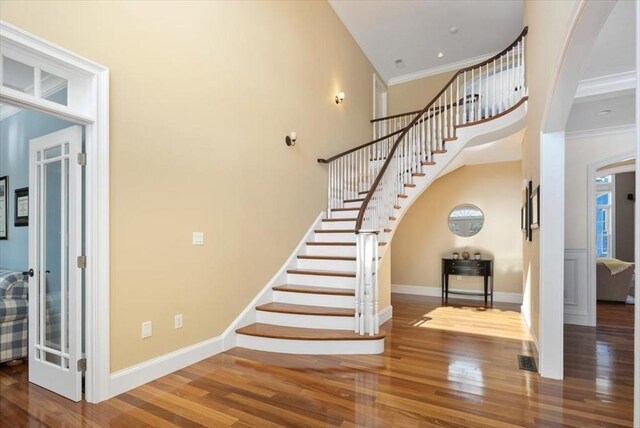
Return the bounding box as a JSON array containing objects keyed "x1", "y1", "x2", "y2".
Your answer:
[
  {"x1": 77, "y1": 256, "x2": 87, "y2": 269},
  {"x1": 77, "y1": 358, "x2": 87, "y2": 372},
  {"x1": 77, "y1": 153, "x2": 87, "y2": 166}
]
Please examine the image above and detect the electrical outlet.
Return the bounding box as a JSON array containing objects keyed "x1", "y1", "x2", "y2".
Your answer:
[
  {"x1": 142, "y1": 321, "x2": 152, "y2": 338},
  {"x1": 192, "y1": 232, "x2": 204, "y2": 245},
  {"x1": 175, "y1": 314, "x2": 183, "y2": 329},
  {"x1": 457, "y1": 275, "x2": 462, "y2": 280}
]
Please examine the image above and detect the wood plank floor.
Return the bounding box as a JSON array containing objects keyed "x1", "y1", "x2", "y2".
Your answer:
[{"x1": 0, "y1": 295, "x2": 634, "y2": 427}]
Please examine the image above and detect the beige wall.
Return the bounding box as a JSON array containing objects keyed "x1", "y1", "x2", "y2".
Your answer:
[
  {"x1": 615, "y1": 171, "x2": 635, "y2": 262},
  {"x1": 391, "y1": 161, "x2": 523, "y2": 294},
  {"x1": 387, "y1": 71, "x2": 457, "y2": 116},
  {"x1": 1, "y1": 1, "x2": 377, "y2": 372},
  {"x1": 521, "y1": 0, "x2": 579, "y2": 339}
]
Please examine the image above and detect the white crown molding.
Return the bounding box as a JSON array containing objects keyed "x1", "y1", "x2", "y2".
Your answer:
[
  {"x1": 566, "y1": 124, "x2": 636, "y2": 140},
  {"x1": 388, "y1": 51, "x2": 498, "y2": 86},
  {"x1": 574, "y1": 71, "x2": 636, "y2": 101}
]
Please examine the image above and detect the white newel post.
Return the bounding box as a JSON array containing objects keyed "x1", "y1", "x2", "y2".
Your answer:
[{"x1": 355, "y1": 231, "x2": 380, "y2": 336}]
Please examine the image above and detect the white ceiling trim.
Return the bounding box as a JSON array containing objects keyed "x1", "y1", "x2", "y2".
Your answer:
[
  {"x1": 565, "y1": 123, "x2": 636, "y2": 140},
  {"x1": 388, "y1": 51, "x2": 498, "y2": 86},
  {"x1": 575, "y1": 71, "x2": 636, "y2": 100}
]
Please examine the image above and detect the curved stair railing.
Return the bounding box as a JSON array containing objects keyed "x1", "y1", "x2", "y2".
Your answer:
[{"x1": 319, "y1": 28, "x2": 528, "y2": 335}]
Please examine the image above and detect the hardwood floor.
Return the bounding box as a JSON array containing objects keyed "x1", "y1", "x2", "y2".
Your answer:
[{"x1": 0, "y1": 295, "x2": 634, "y2": 427}]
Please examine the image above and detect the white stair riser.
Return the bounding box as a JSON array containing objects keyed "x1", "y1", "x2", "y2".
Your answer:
[
  {"x1": 321, "y1": 220, "x2": 355, "y2": 230},
  {"x1": 329, "y1": 210, "x2": 359, "y2": 219},
  {"x1": 287, "y1": 273, "x2": 355, "y2": 288},
  {"x1": 313, "y1": 232, "x2": 356, "y2": 243},
  {"x1": 305, "y1": 245, "x2": 356, "y2": 257},
  {"x1": 236, "y1": 335, "x2": 385, "y2": 355},
  {"x1": 255, "y1": 311, "x2": 354, "y2": 330},
  {"x1": 343, "y1": 200, "x2": 363, "y2": 209},
  {"x1": 273, "y1": 291, "x2": 354, "y2": 308},
  {"x1": 296, "y1": 258, "x2": 356, "y2": 271}
]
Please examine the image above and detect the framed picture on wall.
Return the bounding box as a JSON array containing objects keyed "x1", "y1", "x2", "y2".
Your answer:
[
  {"x1": 15, "y1": 187, "x2": 28, "y2": 227},
  {"x1": 530, "y1": 185, "x2": 540, "y2": 230},
  {"x1": 0, "y1": 176, "x2": 7, "y2": 240}
]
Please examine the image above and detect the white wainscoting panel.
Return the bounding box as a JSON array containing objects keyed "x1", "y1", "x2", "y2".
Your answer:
[{"x1": 564, "y1": 249, "x2": 589, "y2": 326}]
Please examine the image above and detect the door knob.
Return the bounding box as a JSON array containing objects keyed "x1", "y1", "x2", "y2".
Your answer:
[{"x1": 27, "y1": 269, "x2": 34, "y2": 277}]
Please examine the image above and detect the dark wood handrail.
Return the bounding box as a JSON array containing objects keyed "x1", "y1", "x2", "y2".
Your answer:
[
  {"x1": 320, "y1": 94, "x2": 479, "y2": 164},
  {"x1": 370, "y1": 109, "x2": 421, "y2": 124},
  {"x1": 317, "y1": 128, "x2": 405, "y2": 164},
  {"x1": 355, "y1": 26, "x2": 528, "y2": 232}
]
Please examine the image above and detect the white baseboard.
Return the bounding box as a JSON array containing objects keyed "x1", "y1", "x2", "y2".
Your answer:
[
  {"x1": 109, "y1": 335, "x2": 223, "y2": 398},
  {"x1": 520, "y1": 307, "x2": 539, "y2": 352},
  {"x1": 392, "y1": 284, "x2": 523, "y2": 304},
  {"x1": 379, "y1": 305, "x2": 393, "y2": 325}
]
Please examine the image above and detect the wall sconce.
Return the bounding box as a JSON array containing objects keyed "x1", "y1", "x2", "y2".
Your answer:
[
  {"x1": 335, "y1": 92, "x2": 345, "y2": 104},
  {"x1": 285, "y1": 131, "x2": 297, "y2": 147}
]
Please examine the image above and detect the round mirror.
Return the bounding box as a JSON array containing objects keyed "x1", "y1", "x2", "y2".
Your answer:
[{"x1": 448, "y1": 204, "x2": 484, "y2": 237}]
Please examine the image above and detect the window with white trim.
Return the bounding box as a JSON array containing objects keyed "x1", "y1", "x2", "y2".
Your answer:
[{"x1": 595, "y1": 175, "x2": 613, "y2": 258}]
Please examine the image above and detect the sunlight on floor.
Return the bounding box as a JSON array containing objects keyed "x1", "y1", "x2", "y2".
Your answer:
[{"x1": 409, "y1": 305, "x2": 532, "y2": 341}]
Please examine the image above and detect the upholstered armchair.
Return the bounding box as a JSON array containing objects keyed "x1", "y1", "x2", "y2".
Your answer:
[{"x1": 0, "y1": 270, "x2": 28, "y2": 364}]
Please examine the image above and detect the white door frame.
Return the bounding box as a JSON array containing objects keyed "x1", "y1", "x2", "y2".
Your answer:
[
  {"x1": 0, "y1": 21, "x2": 110, "y2": 403},
  {"x1": 586, "y1": 152, "x2": 635, "y2": 327},
  {"x1": 372, "y1": 73, "x2": 387, "y2": 119}
]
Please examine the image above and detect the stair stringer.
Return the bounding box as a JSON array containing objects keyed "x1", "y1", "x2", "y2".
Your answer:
[
  {"x1": 377, "y1": 101, "x2": 528, "y2": 247},
  {"x1": 221, "y1": 213, "x2": 324, "y2": 351}
]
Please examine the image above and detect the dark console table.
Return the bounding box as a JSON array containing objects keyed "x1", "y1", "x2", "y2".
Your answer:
[{"x1": 441, "y1": 258, "x2": 494, "y2": 304}]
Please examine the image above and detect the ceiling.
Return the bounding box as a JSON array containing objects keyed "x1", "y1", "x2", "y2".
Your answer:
[
  {"x1": 567, "y1": 93, "x2": 635, "y2": 133},
  {"x1": 567, "y1": 0, "x2": 636, "y2": 133},
  {"x1": 329, "y1": 0, "x2": 523, "y2": 84},
  {"x1": 581, "y1": 0, "x2": 636, "y2": 80}
]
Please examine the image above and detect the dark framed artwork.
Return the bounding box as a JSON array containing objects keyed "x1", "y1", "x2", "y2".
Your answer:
[
  {"x1": 0, "y1": 176, "x2": 6, "y2": 240},
  {"x1": 522, "y1": 182, "x2": 531, "y2": 241},
  {"x1": 15, "y1": 187, "x2": 28, "y2": 227},
  {"x1": 530, "y1": 184, "x2": 540, "y2": 230}
]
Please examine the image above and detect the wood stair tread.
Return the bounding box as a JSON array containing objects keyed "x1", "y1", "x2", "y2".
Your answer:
[
  {"x1": 422, "y1": 161, "x2": 436, "y2": 166},
  {"x1": 307, "y1": 241, "x2": 387, "y2": 246},
  {"x1": 331, "y1": 207, "x2": 360, "y2": 212},
  {"x1": 236, "y1": 323, "x2": 385, "y2": 341},
  {"x1": 323, "y1": 217, "x2": 356, "y2": 222},
  {"x1": 298, "y1": 255, "x2": 356, "y2": 261},
  {"x1": 287, "y1": 269, "x2": 356, "y2": 278},
  {"x1": 255, "y1": 303, "x2": 353, "y2": 317},
  {"x1": 404, "y1": 183, "x2": 416, "y2": 188},
  {"x1": 412, "y1": 172, "x2": 426, "y2": 177},
  {"x1": 344, "y1": 198, "x2": 365, "y2": 203},
  {"x1": 272, "y1": 284, "x2": 355, "y2": 296}
]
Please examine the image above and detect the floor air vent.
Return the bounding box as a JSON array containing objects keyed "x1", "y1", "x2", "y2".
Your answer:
[{"x1": 517, "y1": 355, "x2": 538, "y2": 372}]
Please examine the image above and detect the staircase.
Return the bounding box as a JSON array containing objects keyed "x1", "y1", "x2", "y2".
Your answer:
[{"x1": 234, "y1": 28, "x2": 529, "y2": 355}]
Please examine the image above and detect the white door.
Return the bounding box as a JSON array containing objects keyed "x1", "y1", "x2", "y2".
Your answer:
[
  {"x1": 373, "y1": 74, "x2": 388, "y2": 139},
  {"x1": 28, "y1": 125, "x2": 83, "y2": 401}
]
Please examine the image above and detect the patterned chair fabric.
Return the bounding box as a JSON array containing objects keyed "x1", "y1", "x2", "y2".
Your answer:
[{"x1": 0, "y1": 270, "x2": 29, "y2": 363}]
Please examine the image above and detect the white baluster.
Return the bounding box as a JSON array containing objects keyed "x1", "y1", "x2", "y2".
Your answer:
[{"x1": 463, "y1": 71, "x2": 467, "y2": 123}]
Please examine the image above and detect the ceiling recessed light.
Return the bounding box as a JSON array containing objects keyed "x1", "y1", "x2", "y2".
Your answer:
[
  {"x1": 595, "y1": 109, "x2": 612, "y2": 116},
  {"x1": 449, "y1": 27, "x2": 458, "y2": 34},
  {"x1": 437, "y1": 52, "x2": 445, "y2": 58},
  {"x1": 394, "y1": 59, "x2": 406, "y2": 69}
]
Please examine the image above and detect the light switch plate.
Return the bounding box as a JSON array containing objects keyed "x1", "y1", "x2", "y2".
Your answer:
[
  {"x1": 175, "y1": 314, "x2": 183, "y2": 329},
  {"x1": 142, "y1": 321, "x2": 152, "y2": 338},
  {"x1": 192, "y1": 232, "x2": 204, "y2": 245}
]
